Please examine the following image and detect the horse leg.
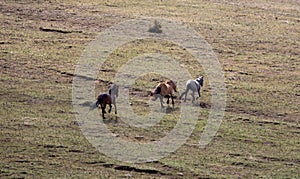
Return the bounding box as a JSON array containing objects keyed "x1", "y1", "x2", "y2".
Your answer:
[
  {"x1": 102, "y1": 104, "x2": 107, "y2": 113},
  {"x1": 171, "y1": 95, "x2": 175, "y2": 108},
  {"x1": 113, "y1": 102, "x2": 117, "y2": 114},
  {"x1": 183, "y1": 89, "x2": 189, "y2": 102},
  {"x1": 153, "y1": 94, "x2": 158, "y2": 101},
  {"x1": 166, "y1": 96, "x2": 170, "y2": 104},
  {"x1": 101, "y1": 105, "x2": 106, "y2": 119},
  {"x1": 108, "y1": 104, "x2": 112, "y2": 113},
  {"x1": 191, "y1": 91, "x2": 195, "y2": 103},
  {"x1": 179, "y1": 91, "x2": 184, "y2": 100},
  {"x1": 196, "y1": 89, "x2": 201, "y2": 100},
  {"x1": 180, "y1": 93, "x2": 185, "y2": 101},
  {"x1": 180, "y1": 89, "x2": 186, "y2": 101},
  {"x1": 159, "y1": 95, "x2": 164, "y2": 108}
]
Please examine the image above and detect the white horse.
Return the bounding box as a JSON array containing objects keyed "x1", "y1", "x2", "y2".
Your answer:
[
  {"x1": 108, "y1": 83, "x2": 118, "y2": 114},
  {"x1": 180, "y1": 76, "x2": 204, "y2": 103}
]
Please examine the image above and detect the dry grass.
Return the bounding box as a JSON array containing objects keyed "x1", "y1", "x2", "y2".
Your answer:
[{"x1": 0, "y1": 0, "x2": 299, "y2": 178}]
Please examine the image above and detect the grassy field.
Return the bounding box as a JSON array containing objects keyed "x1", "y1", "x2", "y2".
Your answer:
[{"x1": 1, "y1": 0, "x2": 299, "y2": 178}]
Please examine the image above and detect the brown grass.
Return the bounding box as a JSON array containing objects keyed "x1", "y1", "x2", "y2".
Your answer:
[{"x1": 0, "y1": 0, "x2": 299, "y2": 178}]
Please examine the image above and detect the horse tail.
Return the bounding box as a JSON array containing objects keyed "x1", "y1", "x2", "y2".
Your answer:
[
  {"x1": 182, "y1": 82, "x2": 191, "y2": 94},
  {"x1": 96, "y1": 94, "x2": 104, "y2": 107},
  {"x1": 180, "y1": 84, "x2": 189, "y2": 99},
  {"x1": 154, "y1": 86, "x2": 161, "y2": 95}
]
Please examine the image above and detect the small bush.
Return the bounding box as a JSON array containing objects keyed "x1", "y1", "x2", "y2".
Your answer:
[{"x1": 148, "y1": 20, "x2": 162, "y2": 33}]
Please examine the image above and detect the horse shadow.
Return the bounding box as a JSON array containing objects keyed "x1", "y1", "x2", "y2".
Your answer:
[
  {"x1": 102, "y1": 115, "x2": 119, "y2": 124},
  {"x1": 160, "y1": 106, "x2": 180, "y2": 113},
  {"x1": 180, "y1": 100, "x2": 209, "y2": 108},
  {"x1": 199, "y1": 102, "x2": 209, "y2": 108}
]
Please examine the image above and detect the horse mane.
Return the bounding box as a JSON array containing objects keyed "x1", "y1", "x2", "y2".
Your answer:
[{"x1": 197, "y1": 76, "x2": 204, "y2": 87}]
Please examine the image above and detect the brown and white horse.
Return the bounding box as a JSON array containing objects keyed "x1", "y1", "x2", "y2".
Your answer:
[{"x1": 151, "y1": 80, "x2": 177, "y2": 108}]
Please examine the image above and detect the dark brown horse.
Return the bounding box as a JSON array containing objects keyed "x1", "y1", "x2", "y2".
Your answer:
[
  {"x1": 151, "y1": 80, "x2": 177, "y2": 108},
  {"x1": 96, "y1": 84, "x2": 118, "y2": 119}
]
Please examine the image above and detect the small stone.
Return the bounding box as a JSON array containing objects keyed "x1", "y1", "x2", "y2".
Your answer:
[
  {"x1": 178, "y1": 172, "x2": 184, "y2": 176},
  {"x1": 135, "y1": 136, "x2": 144, "y2": 140},
  {"x1": 124, "y1": 173, "x2": 132, "y2": 177}
]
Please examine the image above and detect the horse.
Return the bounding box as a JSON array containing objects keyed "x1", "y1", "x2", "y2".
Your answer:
[
  {"x1": 96, "y1": 83, "x2": 118, "y2": 119},
  {"x1": 150, "y1": 80, "x2": 177, "y2": 108},
  {"x1": 180, "y1": 76, "x2": 204, "y2": 103},
  {"x1": 108, "y1": 83, "x2": 118, "y2": 114}
]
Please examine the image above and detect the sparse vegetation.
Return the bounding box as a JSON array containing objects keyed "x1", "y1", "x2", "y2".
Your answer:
[
  {"x1": 148, "y1": 20, "x2": 162, "y2": 33},
  {"x1": 0, "y1": 0, "x2": 299, "y2": 178}
]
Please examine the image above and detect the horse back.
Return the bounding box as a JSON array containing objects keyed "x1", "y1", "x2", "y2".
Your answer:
[
  {"x1": 97, "y1": 93, "x2": 112, "y2": 105},
  {"x1": 160, "y1": 83, "x2": 173, "y2": 96},
  {"x1": 165, "y1": 80, "x2": 177, "y2": 92},
  {"x1": 186, "y1": 80, "x2": 199, "y2": 91}
]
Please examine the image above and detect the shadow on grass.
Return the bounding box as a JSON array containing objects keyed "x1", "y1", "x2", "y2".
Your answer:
[{"x1": 102, "y1": 116, "x2": 119, "y2": 124}]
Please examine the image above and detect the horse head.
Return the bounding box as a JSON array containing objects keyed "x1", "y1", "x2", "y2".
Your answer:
[
  {"x1": 109, "y1": 83, "x2": 119, "y2": 97},
  {"x1": 197, "y1": 76, "x2": 204, "y2": 87}
]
